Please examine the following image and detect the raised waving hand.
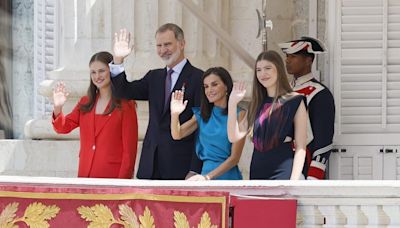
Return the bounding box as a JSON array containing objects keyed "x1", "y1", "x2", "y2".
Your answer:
[
  {"x1": 113, "y1": 28, "x2": 133, "y2": 64},
  {"x1": 227, "y1": 81, "x2": 247, "y2": 143},
  {"x1": 170, "y1": 90, "x2": 188, "y2": 116},
  {"x1": 53, "y1": 81, "x2": 69, "y2": 116},
  {"x1": 229, "y1": 81, "x2": 246, "y2": 106}
]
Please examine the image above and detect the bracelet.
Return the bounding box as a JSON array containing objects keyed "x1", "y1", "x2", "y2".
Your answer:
[{"x1": 204, "y1": 175, "x2": 211, "y2": 180}]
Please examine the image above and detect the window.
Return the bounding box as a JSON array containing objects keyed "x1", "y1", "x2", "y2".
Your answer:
[{"x1": 331, "y1": 0, "x2": 400, "y2": 144}]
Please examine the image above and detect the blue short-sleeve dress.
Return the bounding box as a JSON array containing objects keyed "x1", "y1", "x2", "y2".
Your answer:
[{"x1": 192, "y1": 107, "x2": 243, "y2": 180}]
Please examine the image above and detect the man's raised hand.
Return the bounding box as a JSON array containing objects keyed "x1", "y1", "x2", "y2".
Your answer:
[{"x1": 113, "y1": 28, "x2": 133, "y2": 64}]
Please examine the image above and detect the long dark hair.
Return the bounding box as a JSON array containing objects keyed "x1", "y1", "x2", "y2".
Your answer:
[
  {"x1": 79, "y1": 51, "x2": 121, "y2": 114},
  {"x1": 247, "y1": 50, "x2": 293, "y2": 128},
  {"x1": 200, "y1": 67, "x2": 233, "y2": 122}
]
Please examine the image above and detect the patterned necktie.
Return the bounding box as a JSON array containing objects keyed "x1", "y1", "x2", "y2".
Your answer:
[{"x1": 164, "y1": 69, "x2": 174, "y2": 111}]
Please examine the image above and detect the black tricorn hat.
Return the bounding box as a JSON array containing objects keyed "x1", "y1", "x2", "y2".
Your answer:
[{"x1": 279, "y1": 36, "x2": 327, "y2": 54}]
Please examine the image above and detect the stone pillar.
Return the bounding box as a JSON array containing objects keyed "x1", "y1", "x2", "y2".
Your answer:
[
  {"x1": 26, "y1": 0, "x2": 117, "y2": 139},
  {"x1": 12, "y1": 0, "x2": 34, "y2": 139}
]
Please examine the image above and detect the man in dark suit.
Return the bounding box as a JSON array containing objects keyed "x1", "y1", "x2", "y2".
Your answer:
[{"x1": 110, "y1": 23, "x2": 203, "y2": 179}]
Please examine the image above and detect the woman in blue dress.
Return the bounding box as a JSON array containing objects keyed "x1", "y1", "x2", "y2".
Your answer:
[
  {"x1": 227, "y1": 51, "x2": 307, "y2": 180},
  {"x1": 170, "y1": 67, "x2": 246, "y2": 180}
]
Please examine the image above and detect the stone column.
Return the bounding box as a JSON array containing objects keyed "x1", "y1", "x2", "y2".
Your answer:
[
  {"x1": 12, "y1": 0, "x2": 34, "y2": 139},
  {"x1": 26, "y1": 0, "x2": 114, "y2": 139}
]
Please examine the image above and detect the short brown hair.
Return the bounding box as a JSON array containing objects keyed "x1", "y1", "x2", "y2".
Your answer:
[{"x1": 156, "y1": 23, "x2": 184, "y2": 41}]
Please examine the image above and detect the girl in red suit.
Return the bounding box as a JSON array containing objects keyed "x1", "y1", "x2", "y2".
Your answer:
[{"x1": 52, "y1": 51, "x2": 138, "y2": 179}]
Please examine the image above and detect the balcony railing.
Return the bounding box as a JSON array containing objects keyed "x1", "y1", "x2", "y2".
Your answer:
[{"x1": 1, "y1": 176, "x2": 399, "y2": 227}]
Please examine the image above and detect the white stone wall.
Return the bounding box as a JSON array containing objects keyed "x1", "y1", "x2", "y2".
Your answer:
[
  {"x1": 0, "y1": 140, "x2": 143, "y2": 178},
  {"x1": 0, "y1": 140, "x2": 79, "y2": 177},
  {"x1": 26, "y1": 0, "x2": 326, "y2": 140},
  {"x1": 229, "y1": 0, "x2": 296, "y2": 73},
  {"x1": 5, "y1": 0, "x2": 328, "y2": 178}
]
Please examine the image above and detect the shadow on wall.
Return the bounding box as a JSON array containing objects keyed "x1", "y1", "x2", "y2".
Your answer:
[{"x1": 0, "y1": 7, "x2": 13, "y2": 139}]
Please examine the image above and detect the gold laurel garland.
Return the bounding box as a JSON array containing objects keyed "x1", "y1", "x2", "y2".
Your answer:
[
  {"x1": 78, "y1": 204, "x2": 155, "y2": 228},
  {"x1": 78, "y1": 204, "x2": 218, "y2": 228},
  {"x1": 198, "y1": 211, "x2": 218, "y2": 228},
  {"x1": 173, "y1": 211, "x2": 190, "y2": 228},
  {"x1": 0, "y1": 201, "x2": 219, "y2": 228},
  {"x1": 174, "y1": 211, "x2": 218, "y2": 228},
  {"x1": 0, "y1": 202, "x2": 60, "y2": 228}
]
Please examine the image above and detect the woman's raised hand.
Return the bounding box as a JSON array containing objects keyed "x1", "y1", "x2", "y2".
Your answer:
[
  {"x1": 229, "y1": 81, "x2": 246, "y2": 106},
  {"x1": 170, "y1": 90, "x2": 188, "y2": 115},
  {"x1": 53, "y1": 82, "x2": 69, "y2": 108}
]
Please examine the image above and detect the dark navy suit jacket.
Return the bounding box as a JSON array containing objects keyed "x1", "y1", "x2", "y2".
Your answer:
[{"x1": 111, "y1": 61, "x2": 203, "y2": 179}]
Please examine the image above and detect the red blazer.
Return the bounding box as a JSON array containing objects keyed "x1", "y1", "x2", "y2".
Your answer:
[{"x1": 52, "y1": 96, "x2": 138, "y2": 178}]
